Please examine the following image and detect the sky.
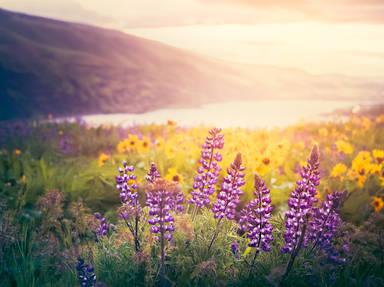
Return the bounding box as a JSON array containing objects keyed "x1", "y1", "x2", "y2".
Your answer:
[{"x1": 1, "y1": 0, "x2": 384, "y2": 78}]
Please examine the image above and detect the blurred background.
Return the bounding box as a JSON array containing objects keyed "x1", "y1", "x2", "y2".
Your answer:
[{"x1": 0, "y1": 0, "x2": 383, "y2": 125}]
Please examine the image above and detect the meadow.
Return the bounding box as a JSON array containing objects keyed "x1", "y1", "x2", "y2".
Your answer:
[{"x1": 0, "y1": 111, "x2": 383, "y2": 287}]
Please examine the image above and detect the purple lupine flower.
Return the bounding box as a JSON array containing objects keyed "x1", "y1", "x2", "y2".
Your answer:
[
  {"x1": 173, "y1": 189, "x2": 185, "y2": 213},
  {"x1": 76, "y1": 257, "x2": 96, "y2": 287},
  {"x1": 231, "y1": 241, "x2": 240, "y2": 259},
  {"x1": 59, "y1": 134, "x2": 74, "y2": 154},
  {"x1": 145, "y1": 162, "x2": 184, "y2": 213},
  {"x1": 282, "y1": 145, "x2": 320, "y2": 254},
  {"x1": 146, "y1": 179, "x2": 183, "y2": 285},
  {"x1": 116, "y1": 161, "x2": 139, "y2": 207},
  {"x1": 212, "y1": 153, "x2": 245, "y2": 220},
  {"x1": 116, "y1": 161, "x2": 143, "y2": 251},
  {"x1": 306, "y1": 191, "x2": 344, "y2": 252},
  {"x1": 239, "y1": 174, "x2": 273, "y2": 252},
  {"x1": 94, "y1": 212, "x2": 110, "y2": 238},
  {"x1": 146, "y1": 179, "x2": 181, "y2": 241},
  {"x1": 189, "y1": 128, "x2": 224, "y2": 208},
  {"x1": 145, "y1": 162, "x2": 161, "y2": 183}
]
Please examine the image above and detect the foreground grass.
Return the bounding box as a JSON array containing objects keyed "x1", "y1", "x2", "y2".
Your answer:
[{"x1": 0, "y1": 112, "x2": 383, "y2": 286}]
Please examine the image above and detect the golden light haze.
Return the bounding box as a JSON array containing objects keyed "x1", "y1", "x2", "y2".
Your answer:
[{"x1": 2, "y1": 0, "x2": 384, "y2": 77}]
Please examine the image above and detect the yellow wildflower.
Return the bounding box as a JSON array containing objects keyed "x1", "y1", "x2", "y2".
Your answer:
[
  {"x1": 126, "y1": 135, "x2": 139, "y2": 150},
  {"x1": 330, "y1": 163, "x2": 347, "y2": 178},
  {"x1": 255, "y1": 164, "x2": 268, "y2": 176},
  {"x1": 98, "y1": 153, "x2": 109, "y2": 167},
  {"x1": 350, "y1": 151, "x2": 372, "y2": 187},
  {"x1": 262, "y1": 157, "x2": 271, "y2": 166},
  {"x1": 116, "y1": 135, "x2": 140, "y2": 153},
  {"x1": 335, "y1": 140, "x2": 354, "y2": 155},
  {"x1": 351, "y1": 151, "x2": 371, "y2": 174},
  {"x1": 372, "y1": 196, "x2": 384, "y2": 213},
  {"x1": 372, "y1": 149, "x2": 384, "y2": 165},
  {"x1": 356, "y1": 175, "x2": 367, "y2": 188},
  {"x1": 167, "y1": 120, "x2": 177, "y2": 126},
  {"x1": 14, "y1": 149, "x2": 21, "y2": 156},
  {"x1": 318, "y1": 127, "x2": 328, "y2": 137},
  {"x1": 117, "y1": 140, "x2": 128, "y2": 153},
  {"x1": 138, "y1": 136, "x2": 151, "y2": 153},
  {"x1": 165, "y1": 168, "x2": 183, "y2": 184},
  {"x1": 380, "y1": 171, "x2": 384, "y2": 187},
  {"x1": 368, "y1": 163, "x2": 382, "y2": 175},
  {"x1": 376, "y1": 114, "x2": 384, "y2": 124}
]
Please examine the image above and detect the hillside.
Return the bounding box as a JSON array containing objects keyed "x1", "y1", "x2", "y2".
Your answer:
[{"x1": 0, "y1": 9, "x2": 383, "y2": 120}]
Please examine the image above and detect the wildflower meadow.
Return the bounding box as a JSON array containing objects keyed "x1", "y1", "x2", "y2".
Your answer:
[{"x1": 0, "y1": 111, "x2": 384, "y2": 287}]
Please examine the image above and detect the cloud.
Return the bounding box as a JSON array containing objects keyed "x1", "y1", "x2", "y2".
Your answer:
[
  {"x1": 0, "y1": 0, "x2": 115, "y2": 26},
  {"x1": 207, "y1": 0, "x2": 308, "y2": 9},
  {"x1": 2, "y1": 0, "x2": 384, "y2": 30},
  {"x1": 204, "y1": 0, "x2": 384, "y2": 23},
  {"x1": 341, "y1": 50, "x2": 384, "y2": 60}
]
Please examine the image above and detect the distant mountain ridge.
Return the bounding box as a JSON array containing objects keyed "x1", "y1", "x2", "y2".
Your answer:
[{"x1": 0, "y1": 8, "x2": 382, "y2": 120}]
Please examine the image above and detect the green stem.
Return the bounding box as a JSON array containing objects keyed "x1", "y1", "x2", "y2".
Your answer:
[
  {"x1": 134, "y1": 214, "x2": 140, "y2": 252},
  {"x1": 191, "y1": 205, "x2": 198, "y2": 222},
  {"x1": 159, "y1": 192, "x2": 167, "y2": 287},
  {"x1": 160, "y1": 228, "x2": 166, "y2": 287},
  {"x1": 282, "y1": 217, "x2": 308, "y2": 281},
  {"x1": 248, "y1": 249, "x2": 259, "y2": 278},
  {"x1": 207, "y1": 218, "x2": 222, "y2": 252}
]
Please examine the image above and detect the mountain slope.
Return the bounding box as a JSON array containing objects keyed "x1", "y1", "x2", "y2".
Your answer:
[
  {"x1": 0, "y1": 9, "x2": 382, "y2": 120},
  {"x1": 0, "y1": 9, "x2": 252, "y2": 120}
]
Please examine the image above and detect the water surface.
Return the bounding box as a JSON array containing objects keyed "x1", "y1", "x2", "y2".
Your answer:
[{"x1": 77, "y1": 100, "x2": 374, "y2": 128}]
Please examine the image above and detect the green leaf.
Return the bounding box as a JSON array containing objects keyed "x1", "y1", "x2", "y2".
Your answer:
[{"x1": 242, "y1": 246, "x2": 252, "y2": 257}]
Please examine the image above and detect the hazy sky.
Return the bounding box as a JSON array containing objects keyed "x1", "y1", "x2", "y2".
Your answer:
[{"x1": 2, "y1": 0, "x2": 384, "y2": 77}]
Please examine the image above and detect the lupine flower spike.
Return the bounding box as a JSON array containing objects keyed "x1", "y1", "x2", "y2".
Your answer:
[
  {"x1": 282, "y1": 145, "x2": 320, "y2": 279},
  {"x1": 116, "y1": 161, "x2": 139, "y2": 207},
  {"x1": 94, "y1": 212, "x2": 110, "y2": 238},
  {"x1": 76, "y1": 257, "x2": 96, "y2": 287},
  {"x1": 146, "y1": 162, "x2": 184, "y2": 213},
  {"x1": 208, "y1": 153, "x2": 245, "y2": 251},
  {"x1": 116, "y1": 161, "x2": 142, "y2": 251},
  {"x1": 189, "y1": 128, "x2": 224, "y2": 214},
  {"x1": 239, "y1": 174, "x2": 273, "y2": 271},
  {"x1": 231, "y1": 241, "x2": 240, "y2": 260},
  {"x1": 306, "y1": 191, "x2": 345, "y2": 254},
  {"x1": 146, "y1": 162, "x2": 161, "y2": 183},
  {"x1": 213, "y1": 153, "x2": 245, "y2": 220},
  {"x1": 147, "y1": 179, "x2": 181, "y2": 241},
  {"x1": 146, "y1": 179, "x2": 183, "y2": 286}
]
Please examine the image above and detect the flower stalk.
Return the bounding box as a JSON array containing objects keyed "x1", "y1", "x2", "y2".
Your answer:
[
  {"x1": 281, "y1": 145, "x2": 320, "y2": 279},
  {"x1": 116, "y1": 161, "x2": 142, "y2": 251},
  {"x1": 239, "y1": 174, "x2": 273, "y2": 276},
  {"x1": 190, "y1": 128, "x2": 224, "y2": 218},
  {"x1": 307, "y1": 191, "x2": 345, "y2": 255},
  {"x1": 146, "y1": 179, "x2": 182, "y2": 286},
  {"x1": 208, "y1": 153, "x2": 245, "y2": 252}
]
